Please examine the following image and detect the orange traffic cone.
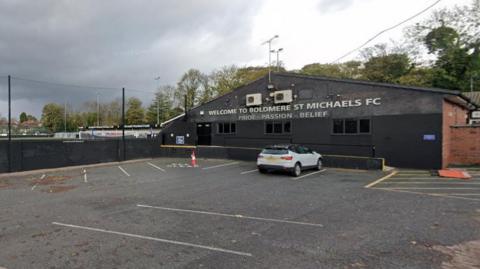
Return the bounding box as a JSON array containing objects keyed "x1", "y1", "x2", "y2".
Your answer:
[{"x1": 191, "y1": 150, "x2": 197, "y2": 167}]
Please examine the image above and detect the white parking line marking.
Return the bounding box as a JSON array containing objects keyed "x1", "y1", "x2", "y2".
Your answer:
[
  {"x1": 137, "y1": 204, "x2": 324, "y2": 228},
  {"x1": 147, "y1": 162, "x2": 166, "y2": 172},
  {"x1": 202, "y1": 162, "x2": 238, "y2": 170},
  {"x1": 52, "y1": 222, "x2": 251, "y2": 257},
  {"x1": 32, "y1": 174, "x2": 47, "y2": 190},
  {"x1": 240, "y1": 169, "x2": 257, "y2": 175},
  {"x1": 118, "y1": 166, "x2": 130, "y2": 177},
  {"x1": 291, "y1": 169, "x2": 327, "y2": 180},
  {"x1": 364, "y1": 171, "x2": 397, "y2": 188}
]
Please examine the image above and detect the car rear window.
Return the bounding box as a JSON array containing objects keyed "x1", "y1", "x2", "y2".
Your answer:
[{"x1": 262, "y1": 148, "x2": 289, "y2": 155}]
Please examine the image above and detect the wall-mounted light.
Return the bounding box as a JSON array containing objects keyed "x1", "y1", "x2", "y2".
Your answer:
[
  {"x1": 170, "y1": 133, "x2": 174, "y2": 137},
  {"x1": 186, "y1": 133, "x2": 190, "y2": 138},
  {"x1": 199, "y1": 111, "x2": 204, "y2": 116}
]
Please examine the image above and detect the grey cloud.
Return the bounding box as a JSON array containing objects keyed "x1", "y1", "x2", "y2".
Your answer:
[{"x1": 0, "y1": 0, "x2": 262, "y2": 116}]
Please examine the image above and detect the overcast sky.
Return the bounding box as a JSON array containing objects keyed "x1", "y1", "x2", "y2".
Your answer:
[{"x1": 0, "y1": 0, "x2": 472, "y2": 118}]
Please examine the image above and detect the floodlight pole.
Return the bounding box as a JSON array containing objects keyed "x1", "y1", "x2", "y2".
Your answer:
[
  {"x1": 272, "y1": 48, "x2": 284, "y2": 72},
  {"x1": 64, "y1": 100, "x2": 67, "y2": 133},
  {"x1": 7, "y1": 75, "x2": 11, "y2": 172},
  {"x1": 154, "y1": 76, "x2": 161, "y2": 126},
  {"x1": 122, "y1": 87, "x2": 126, "y2": 161},
  {"x1": 262, "y1": 35, "x2": 279, "y2": 83},
  {"x1": 96, "y1": 92, "x2": 100, "y2": 126}
]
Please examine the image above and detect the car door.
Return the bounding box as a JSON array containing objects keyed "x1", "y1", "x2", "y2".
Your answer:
[
  {"x1": 295, "y1": 146, "x2": 309, "y2": 167},
  {"x1": 304, "y1": 146, "x2": 317, "y2": 167},
  {"x1": 299, "y1": 146, "x2": 315, "y2": 167}
]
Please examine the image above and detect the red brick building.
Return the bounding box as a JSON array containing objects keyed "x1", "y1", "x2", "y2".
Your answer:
[{"x1": 444, "y1": 91, "x2": 480, "y2": 167}]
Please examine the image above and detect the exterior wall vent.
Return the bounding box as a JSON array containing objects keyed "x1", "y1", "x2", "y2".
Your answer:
[
  {"x1": 246, "y1": 93, "x2": 262, "y2": 106},
  {"x1": 274, "y1": 90, "x2": 293, "y2": 104}
]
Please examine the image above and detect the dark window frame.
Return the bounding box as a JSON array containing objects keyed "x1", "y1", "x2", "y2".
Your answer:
[
  {"x1": 359, "y1": 119, "x2": 371, "y2": 134},
  {"x1": 217, "y1": 122, "x2": 236, "y2": 135},
  {"x1": 264, "y1": 120, "x2": 292, "y2": 135},
  {"x1": 331, "y1": 118, "x2": 371, "y2": 135}
]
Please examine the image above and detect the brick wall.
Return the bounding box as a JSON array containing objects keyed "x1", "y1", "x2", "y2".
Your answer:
[
  {"x1": 448, "y1": 126, "x2": 480, "y2": 166},
  {"x1": 442, "y1": 100, "x2": 469, "y2": 167}
]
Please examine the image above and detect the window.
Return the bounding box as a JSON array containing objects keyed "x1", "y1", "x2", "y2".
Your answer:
[
  {"x1": 284, "y1": 122, "x2": 291, "y2": 133},
  {"x1": 274, "y1": 122, "x2": 283, "y2": 133},
  {"x1": 345, "y1": 119, "x2": 357, "y2": 134},
  {"x1": 332, "y1": 119, "x2": 370, "y2": 135},
  {"x1": 265, "y1": 122, "x2": 273, "y2": 134},
  {"x1": 359, "y1": 119, "x2": 370, "y2": 133},
  {"x1": 265, "y1": 121, "x2": 291, "y2": 134},
  {"x1": 333, "y1": 119, "x2": 344, "y2": 134},
  {"x1": 218, "y1": 122, "x2": 236, "y2": 134},
  {"x1": 261, "y1": 147, "x2": 289, "y2": 155}
]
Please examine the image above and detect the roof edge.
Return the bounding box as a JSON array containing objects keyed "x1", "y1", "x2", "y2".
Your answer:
[{"x1": 273, "y1": 72, "x2": 461, "y2": 95}]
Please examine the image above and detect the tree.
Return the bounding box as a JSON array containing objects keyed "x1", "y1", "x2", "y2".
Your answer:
[
  {"x1": 125, "y1": 97, "x2": 145, "y2": 125},
  {"x1": 19, "y1": 112, "x2": 27, "y2": 123},
  {"x1": 403, "y1": 2, "x2": 480, "y2": 91},
  {"x1": 103, "y1": 99, "x2": 122, "y2": 126},
  {"x1": 175, "y1": 69, "x2": 206, "y2": 110},
  {"x1": 397, "y1": 67, "x2": 435, "y2": 87},
  {"x1": 209, "y1": 65, "x2": 244, "y2": 96},
  {"x1": 197, "y1": 74, "x2": 214, "y2": 105},
  {"x1": 300, "y1": 61, "x2": 362, "y2": 79},
  {"x1": 26, "y1": 114, "x2": 37, "y2": 122},
  {"x1": 362, "y1": 53, "x2": 412, "y2": 83},
  {"x1": 146, "y1": 86, "x2": 175, "y2": 125},
  {"x1": 41, "y1": 103, "x2": 64, "y2": 132},
  {"x1": 234, "y1": 66, "x2": 270, "y2": 85}
]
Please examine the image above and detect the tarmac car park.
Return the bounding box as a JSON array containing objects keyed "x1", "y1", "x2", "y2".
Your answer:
[{"x1": 0, "y1": 158, "x2": 479, "y2": 269}]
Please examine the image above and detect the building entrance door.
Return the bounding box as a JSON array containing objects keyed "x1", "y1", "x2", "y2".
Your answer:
[{"x1": 197, "y1": 123, "x2": 212, "y2": 145}]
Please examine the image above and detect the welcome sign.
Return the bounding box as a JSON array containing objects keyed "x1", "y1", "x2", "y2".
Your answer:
[{"x1": 204, "y1": 97, "x2": 381, "y2": 121}]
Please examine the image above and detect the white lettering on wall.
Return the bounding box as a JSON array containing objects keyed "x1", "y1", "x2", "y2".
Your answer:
[{"x1": 204, "y1": 97, "x2": 381, "y2": 121}]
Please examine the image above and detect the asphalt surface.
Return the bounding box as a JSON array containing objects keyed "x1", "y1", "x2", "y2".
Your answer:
[{"x1": 0, "y1": 159, "x2": 479, "y2": 269}]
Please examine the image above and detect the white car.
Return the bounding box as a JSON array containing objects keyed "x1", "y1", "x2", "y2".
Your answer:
[{"x1": 257, "y1": 144, "x2": 323, "y2": 177}]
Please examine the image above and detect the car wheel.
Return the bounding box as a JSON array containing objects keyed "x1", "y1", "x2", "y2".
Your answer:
[
  {"x1": 315, "y1": 159, "x2": 323, "y2": 170},
  {"x1": 292, "y1": 163, "x2": 301, "y2": 177},
  {"x1": 258, "y1": 167, "x2": 267, "y2": 174}
]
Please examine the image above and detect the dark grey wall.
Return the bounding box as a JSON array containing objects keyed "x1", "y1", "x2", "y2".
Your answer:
[
  {"x1": 162, "y1": 73, "x2": 447, "y2": 169},
  {"x1": 162, "y1": 118, "x2": 196, "y2": 145},
  {"x1": 0, "y1": 139, "x2": 162, "y2": 173}
]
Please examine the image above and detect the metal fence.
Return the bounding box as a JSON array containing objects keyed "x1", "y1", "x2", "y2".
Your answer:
[{"x1": 0, "y1": 75, "x2": 162, "y2": 172}]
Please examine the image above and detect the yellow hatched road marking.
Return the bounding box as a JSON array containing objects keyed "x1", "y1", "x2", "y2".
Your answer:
[
  {"x1": 364, "y1": 171, "x2": 397, "y2": 188},
  {"x1": 374, "y1": 188, "x2": 480, "y2": 202}
]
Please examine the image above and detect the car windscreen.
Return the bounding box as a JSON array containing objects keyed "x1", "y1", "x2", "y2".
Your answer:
[{"x1": 261, "y1": 148, "x2": 289, "y2": 155}]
